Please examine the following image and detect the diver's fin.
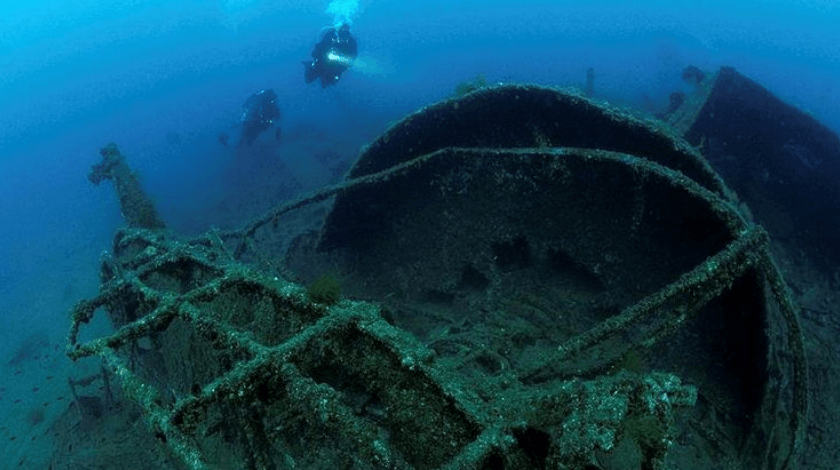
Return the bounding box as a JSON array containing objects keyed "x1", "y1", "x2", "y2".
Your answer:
[{"x1": 303, "y1": 61, "x2": 317, "y2": 84}]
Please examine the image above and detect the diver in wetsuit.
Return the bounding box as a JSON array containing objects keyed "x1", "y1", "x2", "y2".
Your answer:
[
  {"x1": 239, "y1": 89, "x2": 281, "y2": 147},
  {"x1": 302, "y1": 24, "x2": 358, "y2": 88}
]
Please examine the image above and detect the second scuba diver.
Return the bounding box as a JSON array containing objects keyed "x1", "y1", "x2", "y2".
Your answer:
[
  {"x1": 239, "y1": 89, "x2": 281, "y2": 147},
  {"x1": 302, "y1": 24, "x2": 358, "y2": 88}
]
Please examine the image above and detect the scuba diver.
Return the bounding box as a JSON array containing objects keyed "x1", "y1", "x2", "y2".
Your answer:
[
  {"x1": 302, "y1": 23, "x2": 358, "y2": 88},
  {"x1": 238, "y1": 88, "x2": 281, "y2": 147}
]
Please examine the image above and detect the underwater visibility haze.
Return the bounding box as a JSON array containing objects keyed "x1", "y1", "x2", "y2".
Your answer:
[{"x1": 1, "y1": 0, "x2": 840, "y2": 468}]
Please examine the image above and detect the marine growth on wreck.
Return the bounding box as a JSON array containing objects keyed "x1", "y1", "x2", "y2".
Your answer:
[{"x1": 60, "y1": 81, "x2": 808, "y2": 470}]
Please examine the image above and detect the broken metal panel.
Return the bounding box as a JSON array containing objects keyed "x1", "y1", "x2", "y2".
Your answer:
[{"x1": 673, "y1": 66, "x2": 840, "y2": 269}]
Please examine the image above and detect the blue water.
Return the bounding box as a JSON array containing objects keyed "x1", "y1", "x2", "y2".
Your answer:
[{"x1": 1, "y1": 0, "x2": 839, "y2": 466}]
